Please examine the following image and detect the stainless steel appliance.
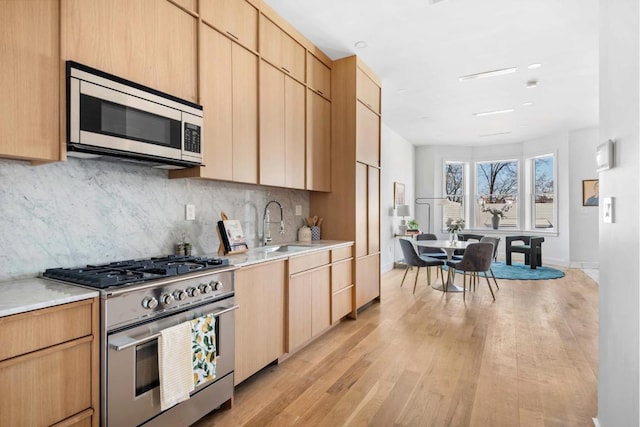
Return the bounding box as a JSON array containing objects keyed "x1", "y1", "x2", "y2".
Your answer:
[
  {"x1": 43, "y1": 255, "x2": 237, "y2": 427},
  {"x1": 67, "y1": 61, "x2": 203, "y2": 169}
]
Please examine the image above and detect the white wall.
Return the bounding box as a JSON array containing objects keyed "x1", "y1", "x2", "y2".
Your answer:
[
  {"x1": 380, "y1": 122, "x2": 415, "y2": 272},
  {"x1": 597, "y1": 1, "x2": 640, "y2": 425},
  {"x1": 568, "y1": 127, "x2": 600, "y2": 268}
]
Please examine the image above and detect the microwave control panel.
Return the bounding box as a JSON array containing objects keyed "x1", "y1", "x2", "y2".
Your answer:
[{"x1": 184, "y1": 122, "x2": 201, "y2": 154}]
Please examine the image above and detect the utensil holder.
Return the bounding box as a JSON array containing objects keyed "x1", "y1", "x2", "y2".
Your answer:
[{"x1": 311, "y1": 226, "x2": 321, "y2": 241}]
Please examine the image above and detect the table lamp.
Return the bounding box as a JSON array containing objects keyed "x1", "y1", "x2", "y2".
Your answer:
[{"x1": 397, "y1": 204, "x2": 411, "y2": 235}]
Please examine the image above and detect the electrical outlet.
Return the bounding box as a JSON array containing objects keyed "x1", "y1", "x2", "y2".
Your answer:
[
  {"x1": 295, "y1": 205, "x2": 302, "y2": 216},
  {"x1": 185, "y1": 204, "x2": 196, "y2": 221}
]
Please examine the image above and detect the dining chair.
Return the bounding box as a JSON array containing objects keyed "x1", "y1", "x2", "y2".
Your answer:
[
  {"x1": 399, "y1": 238, "x2": 445, "y2": 294},
  {"x1": 446, "y1": 242, "x2": 496, "y2": 301},
  {"x1": 415, "y1": 233, "x2": 448, "y2": 259},
  {"x1": 480, "y1": 236, "x2": 501, "y2": 290}
]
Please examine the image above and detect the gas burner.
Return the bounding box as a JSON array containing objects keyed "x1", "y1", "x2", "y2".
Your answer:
[{"x1": 43, "y1": 255, "x2": 230, "y2": 289}]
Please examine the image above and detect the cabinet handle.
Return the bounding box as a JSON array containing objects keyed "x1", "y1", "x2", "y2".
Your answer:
[
  {"x1": 366, "y1": 103, "x2": 373, "y2": 109},
  {"x1": 316, "y1": 89, "x2": 324, "y2": 95},
  {"x1": 281, "y1": 66, "x2": 291, "y2": 74},
  {"x1": 226, "y1": 31, "x2": 239, "y2": 40}
]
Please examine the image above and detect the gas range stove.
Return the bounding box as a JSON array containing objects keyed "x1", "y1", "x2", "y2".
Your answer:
[
  {"x1": 44, "y1": 254, "x2": 237, "y2": 331},
  {"x1": 43, "y1": 255, "x2": 230, "y2": 289}
]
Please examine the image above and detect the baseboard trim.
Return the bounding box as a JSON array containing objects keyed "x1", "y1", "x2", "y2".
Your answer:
[
  {"x1": 569, "y1": 261, "x2": 600, "y2": 269},
  {"x1": 592, "y1": 417, "x2": 600, "y2": 427}
]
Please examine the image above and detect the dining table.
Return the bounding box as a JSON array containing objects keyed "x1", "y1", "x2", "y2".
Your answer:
[{"x1": 414, "y1": 239, "x2": 471, "y2": 292}]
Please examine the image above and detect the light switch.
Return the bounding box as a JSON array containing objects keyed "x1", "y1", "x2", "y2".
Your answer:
[
  {"x1": 185, "y1": 204, "x2": 196, "y2": 221},
  {"x1": 295, "y1": 205, "x2": 302, "y2": 216}
]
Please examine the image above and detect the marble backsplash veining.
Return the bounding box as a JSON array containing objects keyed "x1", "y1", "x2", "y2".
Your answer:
[{"x1": 0, "y1": 158, "x2": 309, "y2": 281}]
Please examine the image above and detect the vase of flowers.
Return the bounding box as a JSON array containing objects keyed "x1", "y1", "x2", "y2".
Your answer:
[
  {"x1": 482, "y1": 204, "x2": 512, "y2": 229},
  {"x1": 446, "y1": 218, "x2": 465, "y2": 242}
]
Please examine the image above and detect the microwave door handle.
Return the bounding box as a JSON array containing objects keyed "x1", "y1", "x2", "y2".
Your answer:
[{"x1": 110, "y1": 304, "x2": 239, "y2": 352}]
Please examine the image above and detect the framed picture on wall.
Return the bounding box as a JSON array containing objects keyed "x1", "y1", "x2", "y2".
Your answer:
[
  {"x1": 582, "y1": 179, "x2": 599, "y2": 206},
  {"x1": 394, "y1": 182, "x2": 405, "y2": 208}
]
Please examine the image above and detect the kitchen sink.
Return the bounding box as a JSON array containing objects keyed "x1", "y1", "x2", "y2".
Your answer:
[{"x1": 260, "y1": 244, "x2": 313, "y2": 253}]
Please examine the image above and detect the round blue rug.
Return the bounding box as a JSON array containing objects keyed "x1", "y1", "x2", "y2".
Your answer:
[
  {"x1": 445, "y1": 261, "x2": 565, "y2": 280},
  {"x1": 488, "y1": 261, "x2": 565, "y2": 280}
]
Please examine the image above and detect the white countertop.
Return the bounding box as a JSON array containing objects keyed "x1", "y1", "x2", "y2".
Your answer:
[
  {"x1": 0, "y1": 277, "x2": 99, "y2": 318},
  {"x1": 225, "y1": 240, "x2": 353, "y2": 267},
  {"x1": 0, "y1": 240, "x2": 352, "y2": 318}
]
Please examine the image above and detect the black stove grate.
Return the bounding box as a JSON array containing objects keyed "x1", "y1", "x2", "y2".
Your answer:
[{"x1": 43, "y1": 255, "x2": 229, "y2": 288}]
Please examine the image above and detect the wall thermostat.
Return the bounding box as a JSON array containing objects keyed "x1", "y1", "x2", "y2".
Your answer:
[{"x1": 596, "y1": 139, "x2": 614, "y2": 172}]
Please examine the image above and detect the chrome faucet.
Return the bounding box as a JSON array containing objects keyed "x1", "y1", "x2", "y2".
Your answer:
[{"x1": 263, "y1": 200, "x2": 285, "y2": 245}]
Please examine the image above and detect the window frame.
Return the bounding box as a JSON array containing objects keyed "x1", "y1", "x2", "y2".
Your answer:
[
  {"x1": 530, "y1": 153, "x2": 557, "y2": 232},
  {"x1": 474, "y1": 158, "x2": 520, "y2": 230}
]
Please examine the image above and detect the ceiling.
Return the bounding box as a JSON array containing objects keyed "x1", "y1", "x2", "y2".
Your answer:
[{"x1": 263, "y1": 0, "x2": 599, "y2": 146}]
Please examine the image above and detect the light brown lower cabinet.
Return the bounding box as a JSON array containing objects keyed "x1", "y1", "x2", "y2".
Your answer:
[
  {"x1": 288, "y1": 265, "x2": 330, "y2": 352},
  {"x1": 0, "y1": 298, "x2": 99, "y2": 427},
  {"x1": 356, "y1": 253, "x2": 381, "y2": 308},
  {"x1": 234, "y1": 259, "x2": 286, "y2": 385}
]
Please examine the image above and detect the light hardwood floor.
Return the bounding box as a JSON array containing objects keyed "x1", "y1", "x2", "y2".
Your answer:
[{"x1": 194, "y1": 267, "x2": 598, "y2": 426}]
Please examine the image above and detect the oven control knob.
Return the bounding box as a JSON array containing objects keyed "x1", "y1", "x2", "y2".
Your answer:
[
  {"x1": 210, "y1": 280, "x2": 224, "y2": 291},
  {"x1": 173, "y1": 290, "x2": 187, "y2": 301},
  {"x1": 142, "y1": 297, "x2": 158, "y2": 309},
  {"x1": 160, "y1": 294, "x2": 174, "y2": 305},
  {"x1": 198, "y1": 283, "x2": 212, "y2": 294},
  {"x1": 186, "y1": 286, "x2": 199, "y2": 297}
]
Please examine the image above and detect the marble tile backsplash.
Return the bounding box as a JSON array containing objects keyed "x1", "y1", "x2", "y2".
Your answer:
[{"x1": 0, "y1": 158, "x2": 309, "y2": 281}]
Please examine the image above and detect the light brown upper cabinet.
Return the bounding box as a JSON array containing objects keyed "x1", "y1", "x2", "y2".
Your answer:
[
  {"x1": 356, "y1": 101, "x2": 381, "y2": 168},
  {"x1": 259, "y1": 61, "x2": 305, "y2": 189},
  {"x1": 0, "y1": 0, "x2": 61, "y2": 163},
  {"x1": 62, "y1": 0, "x2": 197, "y2": 103},
  {"x1": 200, "y1": 0, "x2": 258, "y2": 52},
  {"x1": 307, "y1": 53, "x2": 331, "y2": 99},
  {"x1": 306, "y1": 91, "x2": 331, "y2": 192},
  {"x1": 170, "y1": 25, "x2": 258, "y2": 184},
  {"x1": 356, "y1": 66, "x2": 381, "y2": 114},
  {"x1": 259, "y1": 15, "x2": 305, "y2": 82}
]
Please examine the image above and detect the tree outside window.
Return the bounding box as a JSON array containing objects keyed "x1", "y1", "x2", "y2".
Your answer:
[
  {"x1": 443, "y1": 162, "x2": 464, "y2": 229},
  {"x1": 534, "y1": 155, "x2": 555, "y2": 228},
  {"x1": 476, "y1": 160, "x2": 519, "y2": 228}
]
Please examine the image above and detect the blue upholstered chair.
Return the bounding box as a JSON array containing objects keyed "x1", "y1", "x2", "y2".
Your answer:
[
  {"x1": 398, "y1": 238, "x2": 445, "y2": 294},
  {"x1": 446, "y1": 242, "x2": 496, "y2": 301}
]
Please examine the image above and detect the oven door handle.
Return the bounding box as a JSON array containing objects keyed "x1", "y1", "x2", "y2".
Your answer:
[{"x1": 110, "y1": 304, "x2": 240, "y2": 352}]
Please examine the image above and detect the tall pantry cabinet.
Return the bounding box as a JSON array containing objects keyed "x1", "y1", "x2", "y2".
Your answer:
[{"x1": 310, "y1": 55, "x2": 381, "y2": 310}]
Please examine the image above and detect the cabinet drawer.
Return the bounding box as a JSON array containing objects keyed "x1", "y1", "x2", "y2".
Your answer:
[
  {"x1": 331, "y1": 246, "x2": 352, "y2": 262},
  {"x1": 331, "y1": 258, "x2": 353, "y2": 292},
  {"x1": 0, "y1": 299, "x2": 93, "y2": 361},
  {"x1": 332, "y1": 285, "x2": 353, "y2": 324},
  {"x1": 289, "y1": 250, "x2": 330, "y2": 275},
  {"x1": 0, "y1": 339, "x2": 92, "y2": 427}
]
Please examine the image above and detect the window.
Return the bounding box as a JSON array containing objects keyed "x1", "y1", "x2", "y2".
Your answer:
[
  {"x1": 443, "y1": 162, "x2": 464, "y2": 228},
  {"x1": 533, "y1": 155, "x2": 555, "y2": 229},
  {"x1": 476, "y1": 160, "x2": 519, "y2": 228}
]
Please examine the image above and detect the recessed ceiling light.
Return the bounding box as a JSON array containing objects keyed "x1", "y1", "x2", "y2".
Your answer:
[
  {"x1": 479, "y1": 131, "x2": 512, "y2": 137},
  {"x1": 520, "y1": 124, "x2": 529, "y2": 128},
  {"x1": 525, "y1": 79, "x2": 538, "y2": 88},
  {"x1": 459, "y1": 67, "x2": 517, "y2": 82},
  {"x1": 396, "y1": 89, "x2": 407, "y2": 94},
  {"x1": 421, "y1": 116, "x2": 430, "y2": 120},
  {"x1": 473, "y1": 108, "x2": 515, "y2": 117},
  {"x1": 528, "y1": 63, "x2": 542, "y2": 69},
  {"x1": 522, "y1": 101, "x2": 534, "y2": 106},
  {"x1": 354, "y1": 40, "x2": 368, "y2": 49}
]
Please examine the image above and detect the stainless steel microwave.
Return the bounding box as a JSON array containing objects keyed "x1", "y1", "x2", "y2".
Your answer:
[{"x1": 66, "y1": 61, "x2": 203, "y2": 169}]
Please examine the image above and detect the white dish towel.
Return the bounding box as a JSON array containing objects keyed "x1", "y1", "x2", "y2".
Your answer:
[{"x1": 158, "y1": 321, "x2": 195, "y2": 411}]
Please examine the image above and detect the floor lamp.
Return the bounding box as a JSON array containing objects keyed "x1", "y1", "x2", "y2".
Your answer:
[{"x1": 415, "y1": 197, "x2": 451, "y2": 233}]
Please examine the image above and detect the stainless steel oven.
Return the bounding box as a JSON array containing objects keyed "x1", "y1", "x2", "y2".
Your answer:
[
  {"x1": 43, "y1": 256, "x2": 237, "y2": 427},
  {"x1": 107, "y1": 296, "x2": 237, "y2": 427}
]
